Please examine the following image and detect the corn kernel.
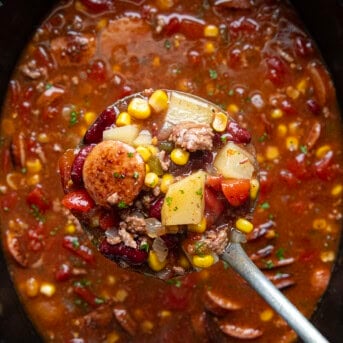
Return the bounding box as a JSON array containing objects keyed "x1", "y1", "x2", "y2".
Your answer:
[
  {"x1": 136, "y1": 146, "x2": 152, "y2": 162},
  {"x1": 152, "y1": 56, "x2": 160, "y2": 67},
  {"x1": 25, "y1": 277, "x2": 39, "y2": 298},
  {"x1": 286, "y1": 136, "x2": 299, "y2": 151},
  {"x1": 260, "y1": 309, "x2": 274, "y2": 322},
  {"x1": 40, "y1": 283, "x2": 56, "y2": 297},
  {"x1": 148, "y1": 250, "x2": 167, "y2": 271},
  {"x1": 316, "y1": 145, "x2": 331, "y2": 158},
  {"x1": 156, "y1": 0, "x2": 174, "y2": 10},
  {"x1": 250, "y1": 179, "x2": 260, "y2": 200},
  {"x1": 277, "y1": 124, "x2": 288, "y2": 137},
  {"x1": 188, "y1": 217, "x2": 207, "y2": 233},
  {"x1": 84, "y1": 111, "x2": 97, "y2": 125},
  {"x1": 320, "y1": 251, "x2": 335, "y2": 263},
  {"x1": 27, "y1": 174, "x2": 40, "y2": 186},
  {"x1": 206, "y1": 82, "x2": 215, "y2": 95},
  {"x1": 192, "y1": 254, "x2": 215, "y2": 268},
  {"x1": 227, "y1": 104, "x2": 239, "y2": 114},
  {"x1": 288, "y1": 121, "x2": 300, "y2": 135},
  {"x1": 265, "y1": 146, "x2": 279, "y2": 160},
  {"x1": 148, "y1": 90, "x2": 169, "y2": 113},
  {"x1": 26, "y1": 158, "x2": 42, "y2": 173},
  {"x1": 116, "y1": 112, "x2": 131, "y2": 127},
  {"x1": 96, "y1": 18, "x2": 108, "y2": 31},
  {"x1": 112, "y1": 64, "x2": 121, "y2": 73},
  {"x1": 235, "y1": 218, "x2": 254, "y2": 233},
  {"x1": 37, "y1": 133, "x2": 50, "y2": 143},
  {"x1": 141, "y1": 320, "x2": 154, "y2": 333},
  {"x1": 204, "y1": 24, "x2": 219, "y2": 38},
  {"x1": 204, "y1": 41, "x2": 215, "y2": 54},
  {"x1": 160, "y1": 173, "x2": 174, "y2": 193},
  {"x1": 170, "y1": 148, "x2": 189, "y2": 165},
  {"x1": 266, "y1": 229, "x2": 276, "y2": 239},
  {"x1": 65, "y1": 223, "x2": 76, "y2": 234},
  {"x1": 147, "y1": 145, "x2": 158, "y2": 156},
  {"x1": 144, "y1": 172, "x2": 159, "y2": 188},
  {"x1": 296, "y1": 78, "x2": 308, "y2": 94},
  {"x1": 212, "y1": 112, "x2": 228, "y2": 132},
  {"x1": 106, "y1": 275, "x2": 116, "y2": 286},
  {"x1": 312, "y1": 218, "x2": 327, "y2": 230},
  {"x1": 158, "y1": 310, "x2": 171, "y2": 318},
  {"x1": 128, "y1": 98, "x2": 151, "y2": 119},
  {"x1": 114, "y1": 289, "x2": 128, "y2": 302},
  {"x1": 271, "y1": 108, "x2": 283, "y2": 119},
  {"x1": 178, "y1": 254, "x2": 191, "y2": 269},
  {"x1": 256, "y1": 153, "x2": 265, "y2": 164},
  {"x1": 106, "y1": 331, "x2": 120, "y2": 343},
  {"x1": 286, "y1": 86, "x2": 300, "y2": 99},
  {"x1": 331, "y1": 184, "x2": 343, "y2": 197}
]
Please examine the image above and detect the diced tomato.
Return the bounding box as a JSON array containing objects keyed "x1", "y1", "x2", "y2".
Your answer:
[
  {"x1": 73, "y1": 284, "x2": 102, "y2": 307},
  {"x1": 204, "y1": 186, "x2": 225, "y2": 217},
  {"x1": 314, "y1": 150, "x2": 338, "y2": 181},
  {"x1": 163, "y1": 17, "x2": 180, "y2": 36},
  {"x1": 179, "y1": 19, "x2": 204, "y2": 40},
  {"x1": 63, "y1": 235, "x2": 95, "y2": 264},
  {"x1": 221, "y1": 179, "x2": 250, "y2": 207},
  {"x1": 61, "y1": 190, "x2": 95, "y2": 213},
  {"x1": 26, "y1": 185, "x2": 50, "y2": 212},
  {"x1": 0, "y1": 191, "x2": 18, "y2": 211},
  {"x1": 162, "y1": 284, "x2": 191, "y2": 311},
  {"x1": 279, "y1": 169, "x2": 297, "y2": 187},
  {"x1": 55, "y1": 263, "x2": 72, "y2": 282},
  {"x1": 206, "y1": 175, "x2": 223, "y2": 191},
  {"x1": 87, "y1": 59, "x2": 107, "y2": 82},
  {"x1": 286, "y1": 153, "x2": 310, "y2": 180}
]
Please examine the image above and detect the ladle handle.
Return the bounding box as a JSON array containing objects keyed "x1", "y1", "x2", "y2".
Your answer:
[{"x1": 220, "y1": 242, "x2": 329, "y2": 343}]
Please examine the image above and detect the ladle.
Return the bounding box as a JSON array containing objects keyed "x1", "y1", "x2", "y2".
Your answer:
[{"x1": 61, "y1": 90, "x2": 328, "y2": 343}]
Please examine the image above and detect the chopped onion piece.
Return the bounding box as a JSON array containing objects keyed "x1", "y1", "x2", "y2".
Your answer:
[
  {"x1": 145, "y1": 218, "x2": 166, "y2": 238},
  {"x1": 152, "y1": 237, "x2": 168, "y2": 262}
]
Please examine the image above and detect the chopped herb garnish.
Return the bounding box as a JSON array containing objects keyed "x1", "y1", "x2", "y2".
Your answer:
[
  {"x1": 221, "y1": 135, "x2": 227, "y2": 143},
  {"x1": 228, "y1": 89, "x2": 234, "y2": 96},
  {"x1": 258, "y1": 132, "x2": 268, "y2": 142},
  {"x1": 113, "y1": 172, "x2": 125, "y2": 179},
  {"x1": 300, "y1": 145, "x2": 308, "y2": 154},
  {"x1": 166, "y1": 196, "x2": 173, "y2": 207},
  {"x1": 173, "y1": 206, "x2": 178, "y2": 211},
  {"x1": 194, "y1": 241, "x2": 207, "y2": 256},
  {"x1": 244, "y1": 97, "x2": 251, "y2": 103},
  {"x1": 209, "y1": 69, "x2": 218, "y2": 79},
  {"x1": 276, "y1": 247, "x2": 285, "y2": 260},
  {"x1": 69, "y1": 110, "x2": 79, "y2": 126},
  {"x1": 21, "y1": 167, "x2": 27, "y2": 174},
  {"x1": 140, "y1": 242, "x2": 149, "y2": 252},
  {"x1": 265, "y1": 260, "x2": 274, "y2": 269},
  {"x1": 118, "y1": 200, "x2": 127, "y2": 209},
  {"x1": 164, "y1": 39, "x2": 172, "y2": 49},
  {"x1": 45, "y1": 83, "x2": 52, "y2": 90},
  {"x1": 74, "y1": 279, "x2": 92, "y2": 287},
  {"x1": 167, "y1": 279, "x2": 182, "y2": 287},
  {"x1": 222, "y1": 261, "x2": 229, "y2": 270},
  {"x1": 29, "y1": 204, "x2": 46, "y2": 223},
  {"x1": 50, "y1": 227, "x2": 60, "y2": 236},
  {"x1": 260, "y1": 202, "x2": 270, "y2": 210},
  {"x1": 195, "y1": 188, "x2": 203, "y2": 197},
  {"x1": 127, "y1": 152, "x2": 134, "y2": 158},
  {"x1": 179, "y1": 189, "x2": 185, "y2": 194},
  {"x1": 133, "y1": 171, "x2": 139, "y2": 179},
  {"x1": 94, "y1": 297, "x2": 105, "y2": 305}
]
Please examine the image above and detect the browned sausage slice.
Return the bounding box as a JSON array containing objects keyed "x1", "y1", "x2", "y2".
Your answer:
[{"x1": 83, "y1": 140, "x2": 145, "y2": 207}]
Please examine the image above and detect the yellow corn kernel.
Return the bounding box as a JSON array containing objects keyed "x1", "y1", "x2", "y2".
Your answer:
[
  {"x1": 114, "y1": 289, "x2": 128, "y2": 302},
  {"x1": 296, "y1": 78, "x2": 308, "y2": 94},
  {"x1": 141, "y1": 320, "x2": 154, "y2": 333},
  {"x1": 136, "y1": 146, "x2": 152, "y2": 162},
  {"x1": 148, "y1": 89, "x2": 169, "y2": 113},
  {"x1": 206, "y1": 82, "x2": 215, "y2": 95},
  {"x1": 286, "y1": 136, "x2": 299, "y2": 151},
  {"x1": 331, "y1": 184, "x2": 343, "y2": 197},
  {"x1": 160, "y1": 174, "x2": 174, "y2": 193},
  {"x1": 288, "y1": 121, "x2": 300, "y2": 135},
  {"x1": 26, "y1": 158, "x2": 42, "y2": 173},
  {"x1": 65, "y1": 223, "x2": 76, "y2": 234},
  {"x1": 147, "y1": 145, "x2": 158, "y2": 156},
  {"x1": 40, "y1": 283, "x2": 56, "y2": 297},
  {"x1": 286, "y1": 86, "x2": 300, "y2": 100},
  {"x1": 106, "y1": 331, "x2": 120, "y2": 343},
  {"x1": 106, "y1": 275, "x2": 116, "y2": 286},
  {"x1": 128, "y1": 98, "x2": 151, "y2": 120},
  {"x1": 312, "y1": 218, "x2": 327, "y2": 230},
  {"x1": 116, "y1": 112, "x2": 131, "y2": 127},
  {"x1": 152, "y1": 56, "x2": 160, "y2": 67},
  {"x1": 227, "y1": 104, "x2": 239, "y2": 115},
  {"x1": 277, "y1": 124, "x2": 288, "y2": 137},
  {"x1": 37, "y1": 133, "x2": 50, "y2": 143},
  {"x1": 204, "y1": 24, "x2": 219, "y2": 38},
  {"x1": 250, "y1": 179, "x2": 260, "y2": 200},
  {"x1": 235, "y1": 218, "x2": 254, "y2": 233},
  {"x1": 178, "y1": 254, "x2": 191, "y2": 269},
  {"x1": 84, "y1": 111, "x2": 97, "y2": 125},
  {"x1": 145, "y1": 164, "x2": 150, "y2": 173},
  {"x1": 158, "y1": 310, "x2": 171, "y2": 318},
  {"x1": 321, "y1": 251, "x2": 335, "y2": 262},
  {"x1": 266, "y1": 229, "x2": 276, "y2": 239},
  {"x1": 316, "y1": 145, "x2": 331, "y2": 158},
  {"x1": 265, "y1": 146, "x2": 279, "y2": 160},
  {"x1": 112, "y1": 64, "x2": 121, "y2": 73},
  {"x1": 144, "y1": 172, "x2": 159, "y2": 188},
  {"x1": 260, "y1": 309, "x2": 274, "y2": 322},
  {"x1": 192, "y1": 254, "x2": 215, "y2": 269},
  {"x1": 96, "y1": 18, "x2": 108, "y2": 31},
  {"x1": 25, "y1": 277, "x2": 39, "y2": 298},
  {"x1": 156, "y1": 0, "x2": 174, "y2": 10},
  {"x1": 148, "y1": 250, "x2": 167, "y2": 271},
  {"x1": 212, "y1": 112, "x2": 228, "y2": 132},
  {"x1": 204, "y1": 41, "x2": 216, "y2": 54},
  {"x1": 151, "y1": 136, "x2": 158, "y2": 146},
  {"x1": 271, "y1": 108, "x2": 283, "y2": 119},
  {"x1": 27, "y1": 174, "x2": 40, "y2": 186},
  {"x1": 188, "y1": 217, "x2": 207, "y2": 233},
  {"x1": 256, "y1": 153, "x2": 265, "y2": 164},
  {"x1": 170, "y1": 148, "x2": 189, "y2": 165}
]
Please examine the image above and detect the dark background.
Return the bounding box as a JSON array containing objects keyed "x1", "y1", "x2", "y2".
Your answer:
[{"x1": 0, "y1": 0, "x2": 342, "y2": 342}]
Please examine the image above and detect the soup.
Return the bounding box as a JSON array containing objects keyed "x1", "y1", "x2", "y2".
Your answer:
[{"x1": 0, "y1": 0, "x2": 342, "y2": 342}]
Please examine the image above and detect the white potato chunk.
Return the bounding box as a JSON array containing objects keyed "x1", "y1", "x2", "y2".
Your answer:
[
  {"x1": 102, "y1": 125, "x2": 139, "y2": 145},
  {"x1": 133, "y1": 129, "x2": 152, "y2": 147},
  {"x1": 161, "y1": 170, "x2": 206, "y2": 226},
  {"x1": 214, "y1": 142, "x2": 255, "y2": 179}
]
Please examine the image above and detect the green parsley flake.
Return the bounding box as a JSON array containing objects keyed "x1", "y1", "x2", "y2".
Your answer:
[
  {"x1": 29, "y1": 204, "x2": 46, "y2": 223},
  {"x1": 167, "y1": 279, "x2": 182, "y2": 287},
  {"x1": 166, "y1": 196, "x2": 173, "y2": 207},
  {"x1": 113, "y1": 172, "x2": 125, "y2": 179},
  {"x1": 133, "y1": 171, "x2": 139, "y2": 179},
  {"x1": 164, "y1": 39, "x2": 172, "y2": 49},
  {"x1": 69, "y1": 110, "x2": 79, "y2": 126},
  {"x1": 140, "y1": 242, "x2": 149, "y2": 252},
  {"x1": 276, "y1": 247, "x2": 285, "y2": 260},
  {"x1": 228, "y1": 89, "x2": 234, "y2": 96},
  {"x1": 195, "y1": 188, "x2": 203, "y2": 197},
  {"x1": 265, "y1": 260, "x2": 274, "y2": 269},
  {"x1": 179, "y1": 189, "x2": 185, "y2": 194},
  {"x1": 258, "y1": 132, "x2": 268, "y2": 142},
  {"x1": 127, "y1": 152, "x2": 134, "y2": 158},
  {"x1": 173, "y1": 206, "x2": 178, "y2": 211},
  {"x1": 209, "y1": 69, "x2": 218, "y2": 79},
  {"x1": 260, "y1": 202, "x2": 270, "y2": 210},
  {"x1": 118, "y1": 200, "x2": 127, "y2": 209},
  {"x1": 300, "y1": 145, "x2": 308, "y2": 154}
]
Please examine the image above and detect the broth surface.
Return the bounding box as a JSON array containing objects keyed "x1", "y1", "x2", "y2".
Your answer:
[{"x1": 0, "y1": 0, "x2": 342, "y2": 342}]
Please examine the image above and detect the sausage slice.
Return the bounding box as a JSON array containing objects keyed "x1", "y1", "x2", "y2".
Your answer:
[{"x1": 83, "y1": 140, "x2": 145, "y2": 207}]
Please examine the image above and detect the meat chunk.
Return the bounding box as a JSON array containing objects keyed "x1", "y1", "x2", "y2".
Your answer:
[
  {"x1": 168, "y1": 122, "x2": 214, "y2": 152},
  {"x1": 83, "y1": 140, "x2": 145, "y2": 207},
  {"x1": 119, "y1": 214, "x2": 146, "y2": 234},
  {"x1": 203, "y1": 228, "x2": 229, "y2": 254},
  {"x1": 118, "y1": 228, "x2": 137, "y2": 249}
]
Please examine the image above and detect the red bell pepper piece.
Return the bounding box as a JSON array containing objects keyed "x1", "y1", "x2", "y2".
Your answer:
[
  {"x1": 204, "y1": 186, "x2": 225, "y2": 217},
  {"x1": 221, "y1": 179, "x2": 250, "y2": 207},
  {"x1": 61, "y1": 190, "x2": 95, "y2": 213},
  {"x1": 26, "y1": 185, "x2": 50, "y2": 211},
  {"x1": 73, "y1": 284, "x2": 103, "y2": 307},
  {"x1": 62, "y1": 235, "x2": 95, "y2": 264},
  {"x1": 206, "y1": 175, "x2": 223, "y2": 192}
]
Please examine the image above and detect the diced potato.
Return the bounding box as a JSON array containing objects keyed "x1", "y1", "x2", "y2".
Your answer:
[
  {"x1": 133, "y1": 130, "x2": 152, "y2": 147},
  {"x1": 214, "y1": 142, "x2": 255, "y2": 179},
  {"x1": 161, "y1": 171, "x2": 206, "y2": 226},
  {"x1": 103, "y1": 125, "x2": 139, "y2": 145}
]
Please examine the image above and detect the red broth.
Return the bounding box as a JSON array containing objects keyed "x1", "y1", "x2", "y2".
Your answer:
[{"x1": 0, "y1": 0, "x2": 342, "y2": 341}]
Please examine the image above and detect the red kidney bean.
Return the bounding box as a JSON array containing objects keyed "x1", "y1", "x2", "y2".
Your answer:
[
  {"x1": 99, "y1": 240, "x2": 148, "y2": 265},
  {"x1": 70, "y1": 145, "x2": 95, "y2": 187},
  {"x1": 307, "y1": 98, "x2": 321, "y2": 115},
  {"x1": 149, "y1": 196, "x2": 164, "y2": 220},
  {"x1": 294, "y1": 36, "x2": 313, "y2": 58},
  {"x1": 265, "y1": 56, "x2": 286, "y2": 85},
  {"x1": 225, "y1": 121, "x2": 251, "y2": 144},
  {"x1": 55, "y1": 263, "x2": 72, "y2": 282},
  {"x1": 83, "y1": 107, "x2": 118, "y2": 144},
  {"x1": 87, "y1": 59, "x2": 107, "y2": 82},
  {"x1": 80, "y1": 0, "x2": 111, "y2": 13}
]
